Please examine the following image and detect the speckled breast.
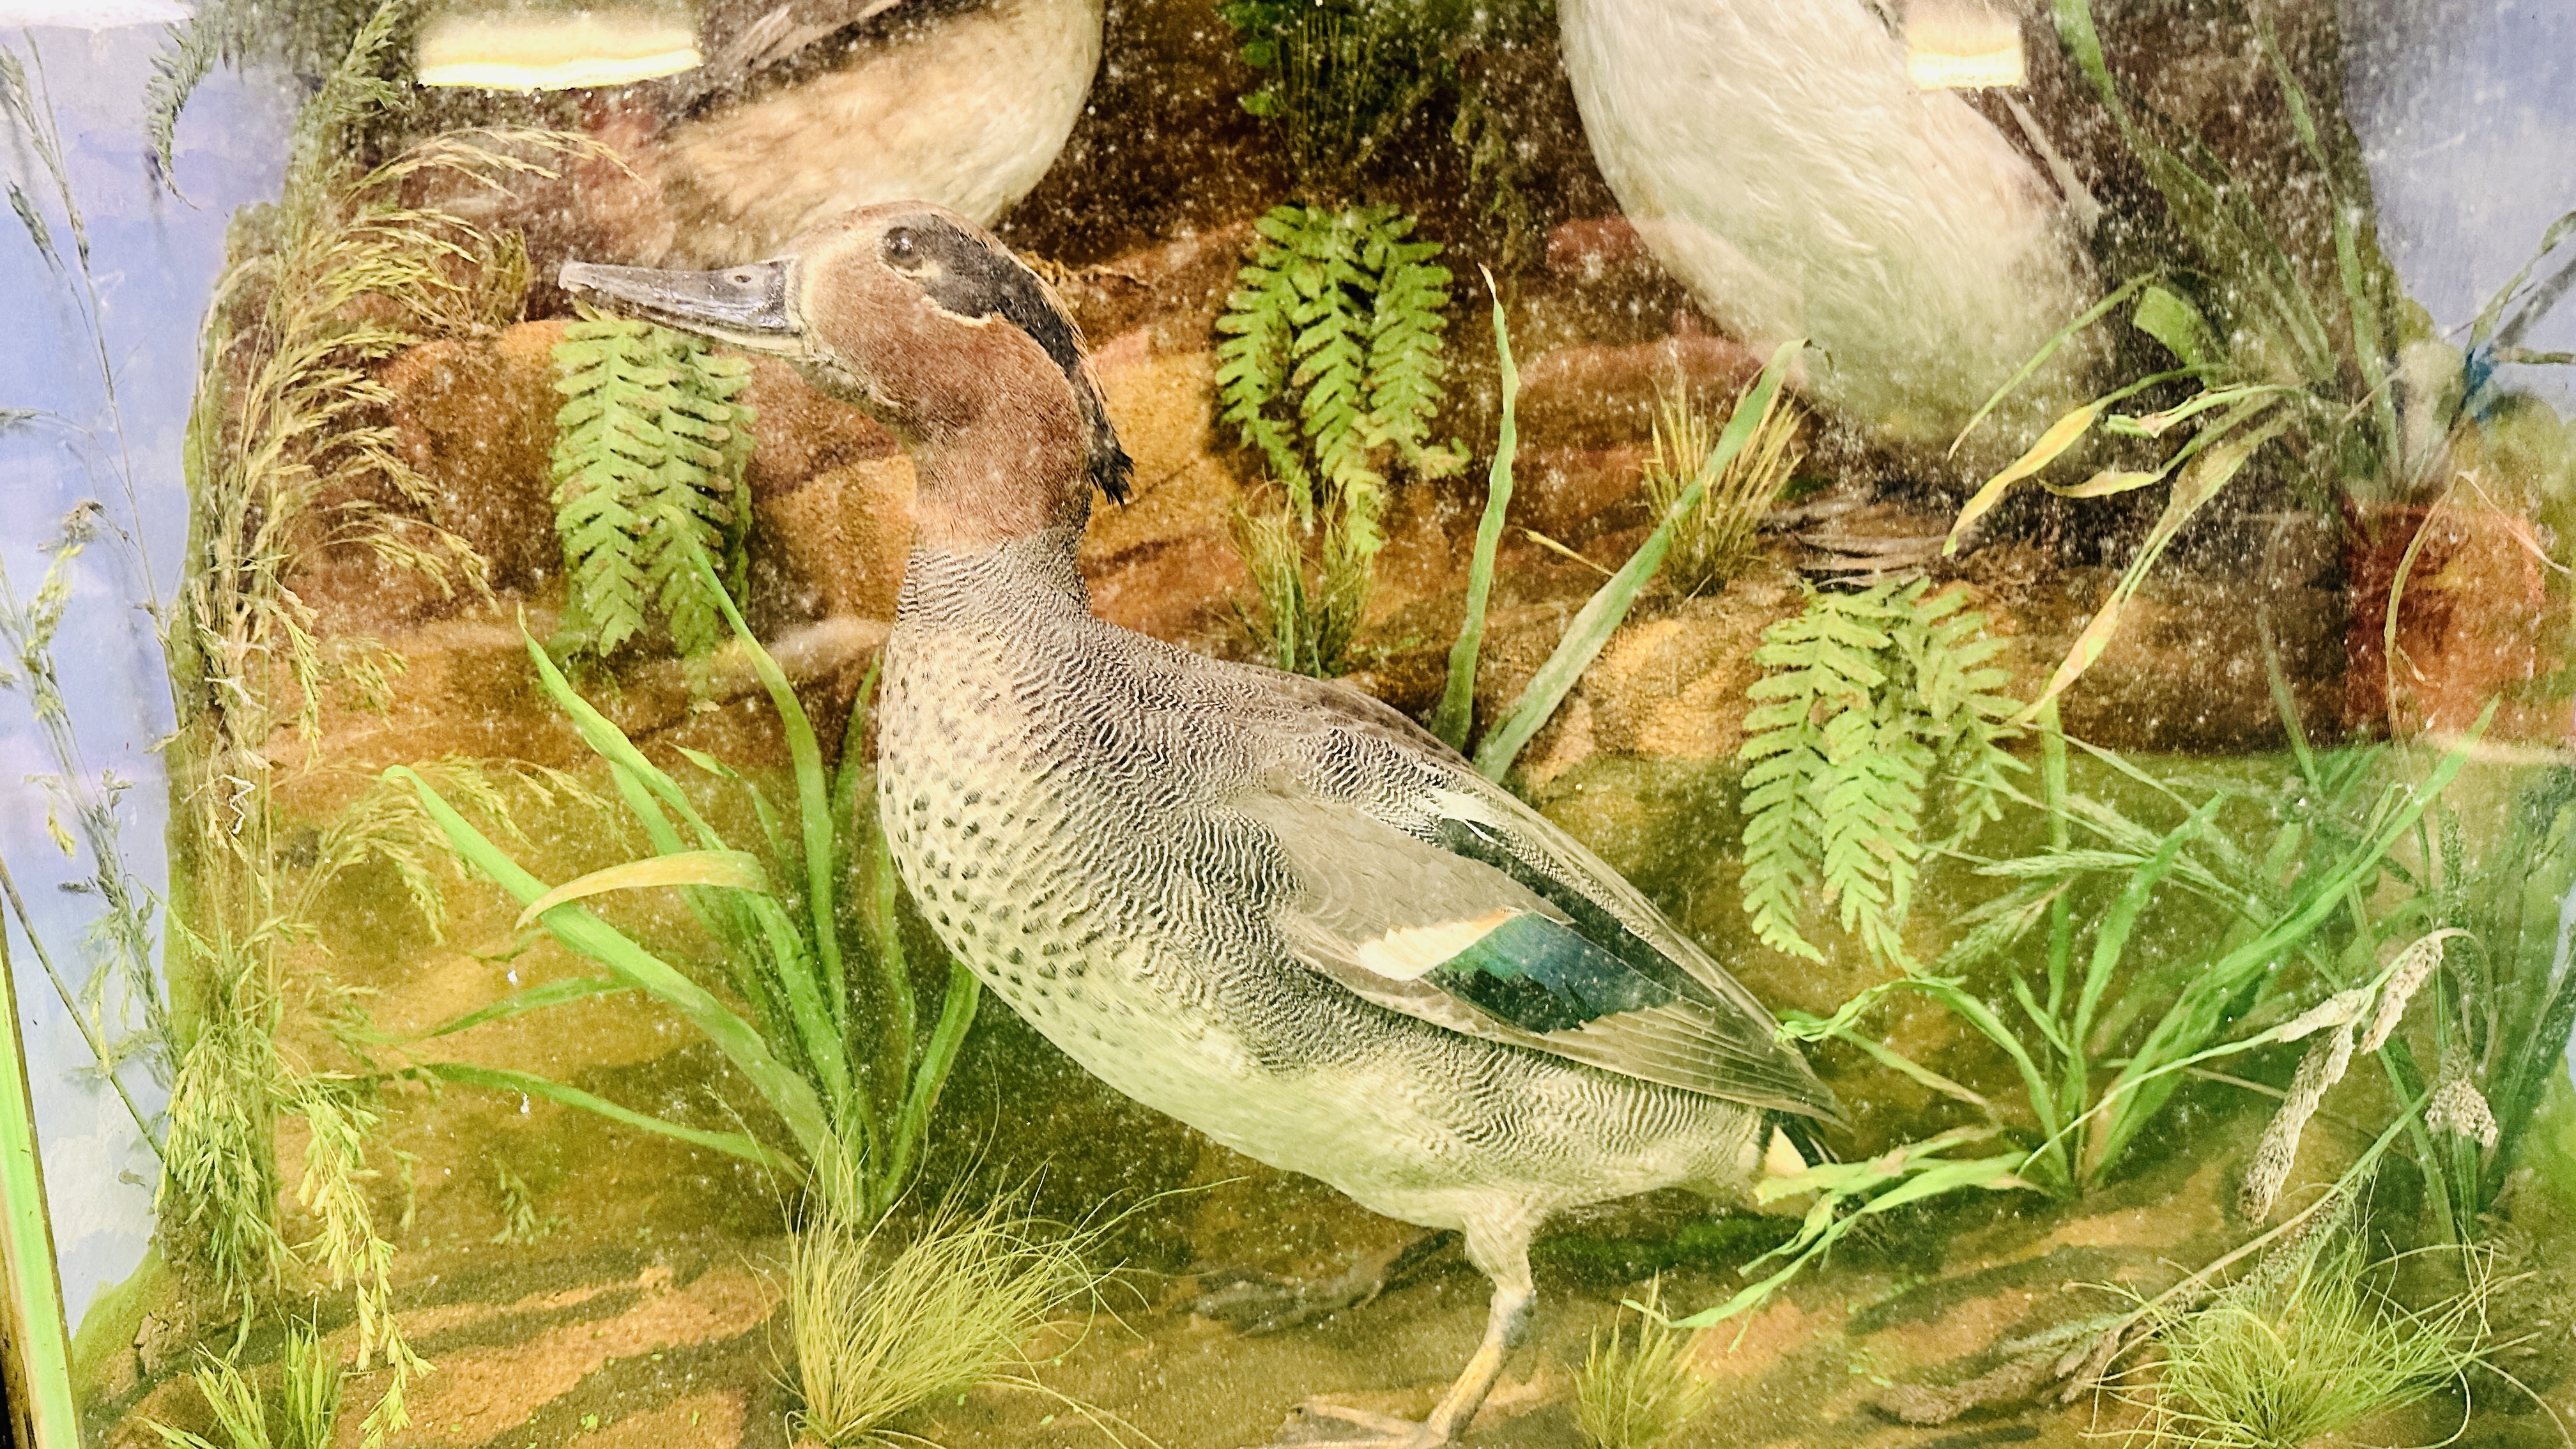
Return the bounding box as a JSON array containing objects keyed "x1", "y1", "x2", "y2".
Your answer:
[{"x1": 871, "y1": 537, "x2": 1271, "y2": 1119}]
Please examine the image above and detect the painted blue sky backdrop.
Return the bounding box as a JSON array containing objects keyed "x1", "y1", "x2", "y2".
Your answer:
[
  {"x1": 1, "y1": 24, "x2": 289, "y2": 1326},
  {"x1": 2344, "y1": 0, "x2": 2576, "y2": 408}
]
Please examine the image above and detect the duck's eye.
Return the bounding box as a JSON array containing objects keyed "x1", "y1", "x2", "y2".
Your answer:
[{"x1": 882, "y1": 228, "x2": 921, "y2": 270}]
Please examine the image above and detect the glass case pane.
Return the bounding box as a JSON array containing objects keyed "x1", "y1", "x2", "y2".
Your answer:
[{"x1": 2, "y1": 3, "x2": 2572, "y2": 1447}]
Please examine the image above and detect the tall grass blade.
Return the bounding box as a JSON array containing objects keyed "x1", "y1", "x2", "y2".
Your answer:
[
  {"x1": 0, "y1": 913, "x2": 78, "y2": 1449},
  {"x1": 410, "y1": 975, "x2": 630, "y2": 1039},
  {"x1": 415, "y1": 1062, "x2": 799, "y2": 1177},
  {"x1": 1473, "y1": 340, "x2": 1800, "y2": 781},
  {"x1": 2014, "y1": 407, "x2": 2291, "y2": 723},
  {"x1": 1945, "y1": 402, "x2": 2101, "y2": 555},
  {"x1": 1431, "y1": 273, "x2": 1517, "y2": 753},
  {"x1": 512, "y1": 849, "x2": 771, "y2": 930},
  {"x1": 523, "y1": 638, "x2": 725, "y2": 848},
  {"x1": 1669, "y1": 1137, "x2": 2027, "y2": 1330},
  {"x1": 2133, "y1": 286, "x2": 2218, "y2": 368},
  {"x1": 387, "y1": 765, "x2": 832, "y2": 1160},
  {"x1": 2090, "y1": 709, "x2": 2489, "y2": 1173},
  {"x1": 2470, "y1": 210, "x2": 2576, "y2": 348},
  {"x1": 1950, "y1": 275, "x2": 2149, "y2": 456},
  {"x1": 683, "y1": 543, "x2": 845, "y2": 1027},
  {"x1": 2253, "y1": 15, "x2": 2396, "y2": 464}
]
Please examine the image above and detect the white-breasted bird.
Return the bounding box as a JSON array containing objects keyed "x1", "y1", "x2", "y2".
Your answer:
[
  {"x1": 1559, "y1": 0, "x2": 2101, "y2": 456},
  {"x1": 561, "y1": 201, "x2": 1835, "y2": 1449}
]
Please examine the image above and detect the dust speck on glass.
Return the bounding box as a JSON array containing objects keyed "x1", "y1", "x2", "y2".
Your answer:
[{"x1": 2, "y1": 1, "x2": 2573, "y2": 1448}]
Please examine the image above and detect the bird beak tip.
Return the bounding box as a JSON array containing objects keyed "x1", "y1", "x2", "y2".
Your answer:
[{"x1": 556, "y1": 256, "x2": 804, "y2": 355}]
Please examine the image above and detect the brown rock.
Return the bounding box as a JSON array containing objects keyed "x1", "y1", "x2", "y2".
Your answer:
[
  {"x1": 1079, "y1": 342, "x2": 1252, "y2": 647},
  {"x1": 1515, "y1": 325, "x2": 1763, "y2": 449},
  {"x1": 738, "y1": 356, "x2": 894, "y2": 500},
  {"x1": 276, "y1": 611, "x2": 880, "y2": 786},
  {"x1": 2027, "y1": 573, "x2": 2345, "y2": 756},
  {"x1": 382, "y1": 319, "x2": 571, "y2": 597},
  {"x1": 1473, "y1": 569, "x2": 1804, "y2": 793},
  {"x1": 275, "y1": 616, "x2": 583, "y2": 781},
  {"x1": 2346, "y1": 500, "x2": 2552, "y2": 740},
  {"x1": 1565, "y1": 576, "x2": 1804, "y2": 763},
  {"x1": 1545, "y1": 216, "x2": 1655, "y2": 282},
  {"x1": 1053, "y1": 222, "x2": 1258, "y2": 356},
  {"x1": 1964, "y1": 511, "x2": 2348, "y2": 753},
  {"x1": 374, "y1": 321, "x2": 897, "y2": 627},
  {"x1": 1510, "y1": 445, "x2": 1651, "y2": 544},
  {"x1": 752, "y1": 459, "x2": 913, "y2": 622}
]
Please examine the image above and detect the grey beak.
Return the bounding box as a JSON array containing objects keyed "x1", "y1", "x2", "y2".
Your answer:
[{"x1": 558, "y1": 257, "x2": 801, "y2": 350}]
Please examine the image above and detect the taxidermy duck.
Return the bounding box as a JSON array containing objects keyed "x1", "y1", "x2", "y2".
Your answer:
[
  {"x1": 1558, "y1": 0, "x2": 2101, "y2": 456},
  {"x1": 650, "y1": 0, "x2": 1101, "y2": 261},
  {"x1": 560, "y1": 202, "x2": 1836, "y2": 1447},
  {"x1": 438, "y1": 0, "x2": 1101, "y2": 266}
]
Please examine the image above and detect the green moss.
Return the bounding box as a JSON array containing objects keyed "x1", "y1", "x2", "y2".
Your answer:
[{"x1": 70, "y1": 1246, "x2": 174, "y2": 1404}]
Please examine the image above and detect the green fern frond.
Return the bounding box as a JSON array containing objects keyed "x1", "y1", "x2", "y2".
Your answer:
[
  {"x1": 549, "y1": 319, "x2": 758, "y2": 661},
  {"x1": 1738, "y1": 581, "x2": 2023, "y2": 971},
  {"x1": 1217, "y1": 208, "x2": 1315, "y2": 510},
  {"x1": 1359, "y1": 206, "x2": 1452, "y2": 466},
  {"x1": 1213, "y1": 202, "x2": 1452, "y2": 675},
  {"x1": 1287, "y1": 208, "x2": 1377, "y2": 498},
  {"x1": 1740, "y1": 739, "x2": 1826, "y2": 963}
]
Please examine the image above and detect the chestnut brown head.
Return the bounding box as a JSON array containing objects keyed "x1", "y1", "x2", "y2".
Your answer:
[{"x1": 561, "y1": 201, "x2": 1130, "y2": 551}]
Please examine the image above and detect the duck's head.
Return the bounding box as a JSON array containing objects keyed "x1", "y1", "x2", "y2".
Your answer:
[{"x1": 560, "y1": 201, "x2": 1131, "y2": 552}]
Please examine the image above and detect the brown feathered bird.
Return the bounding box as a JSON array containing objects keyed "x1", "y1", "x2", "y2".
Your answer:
[{"x1": 438, "y1": 0, "x2": 1101, "y2": 269}]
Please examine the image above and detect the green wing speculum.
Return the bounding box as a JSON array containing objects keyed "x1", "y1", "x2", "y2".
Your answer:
[{"x1": 1240, "y1": 783, "x2": 1839, "y2": 1120}]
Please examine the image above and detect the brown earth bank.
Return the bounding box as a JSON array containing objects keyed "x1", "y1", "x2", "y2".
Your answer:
[{"x1": 93, "y1": 1123, "x2": 2576, "y2": 1449}]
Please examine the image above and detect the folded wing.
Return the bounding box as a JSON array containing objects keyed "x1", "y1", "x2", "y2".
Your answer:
[{"x1": 1237, "y1": 783, "x2": 1838, "y2": 1120}]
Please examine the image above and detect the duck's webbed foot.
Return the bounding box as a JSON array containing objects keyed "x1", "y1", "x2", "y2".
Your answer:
[
  {"x1": 1191, "y1": 1230, "x2": 1455, "y2": 1335},
  {"x1": 1254, "y1": 1231, "x2": 1535, "y2": 1449}
]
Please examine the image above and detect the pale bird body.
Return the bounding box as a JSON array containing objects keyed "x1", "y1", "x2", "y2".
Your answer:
[
  {"x1": 655, "y1": 0, "x2": 1101, "y2": 263},
  {"x1": 1560, "y1": 0, "x2": 2101, "y2": 453},
  {"x1": 563, "y1": 203, "x2": 1833, "y2": 1448},
  {"x1": 457, "y1": 0, "x2": 1103, "y2": 268}
]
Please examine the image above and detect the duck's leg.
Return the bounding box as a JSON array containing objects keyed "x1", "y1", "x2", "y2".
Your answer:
[
  {"x1": 1277, "y1": 1225, "x2": 1535, "y2": 1448},
  {"x1": 1418, "y1": 1244, "x2": 1535, "y2": 1440}
]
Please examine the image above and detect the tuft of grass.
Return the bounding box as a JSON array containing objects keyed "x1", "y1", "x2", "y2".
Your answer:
[
  {"x1": 1217, "y1": 202, "x2": 1458, "y2": 677},
  {"x1": 398, "y1": 544, "x2": 978, "y2": 1227},
  {"x1": 787, "y1": 1174, "x2": 1111, "y2": 1448},
  {"x1": 2122, "y1": 1236, "x2": 2499, "y2": 1449},
  {"x1": 1575, "y1": 1280, "x2": 1715, "y2": 1449},
  {"x1": 148, "y1": 1320, "x2": 342, "y2": 1449},
  {"x1": 489, "y1": 1164, "x2": 557, "y2": 1245},
  {"x1": 1471, "y1": 340, "x2": 1801, "y2": 782},
  {"x1": 1639, "y1": 380, "x2": 1800, "y2": 598}
]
